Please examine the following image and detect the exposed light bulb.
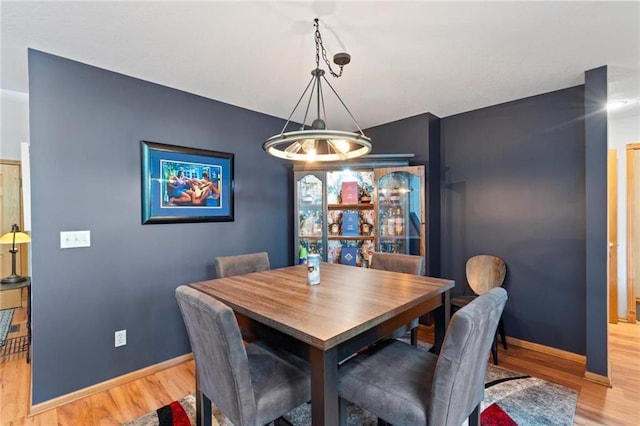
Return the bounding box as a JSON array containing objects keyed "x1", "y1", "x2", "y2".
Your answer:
[
  {"x1": 301, "y1": 139, "x2": 316, "y2": 152},
  {"x1": 328, "y1": 139, "x2": 351, "y2": 160},
  {"x1": 284, "y1": 141, "x2": 302, "y2": 158},
  {"x1": 306, "y1": 147, "x2": 317, "y2": 162},
  {"x1": 329, "y1": 139, "x2": 350, "y2": 153}
]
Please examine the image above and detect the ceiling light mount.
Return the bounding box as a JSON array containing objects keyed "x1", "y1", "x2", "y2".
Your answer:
[{"x1": 263, "y1": 18, "x2": 371, "y2": 162}]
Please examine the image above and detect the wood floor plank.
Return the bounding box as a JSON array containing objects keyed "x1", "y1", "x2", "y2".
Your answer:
[
  {"x1": 56, "y1": 398, "x2": 94, "y2": 426},
  {"x1": 0, "y1": 328, "x2": 30, "y2": 425},
  {"x1": 152, "y1": 360, "x2": 195, "y2": 402},
  {"x1": 86, "y1": 389, "x2": 130, "y2": 426}
]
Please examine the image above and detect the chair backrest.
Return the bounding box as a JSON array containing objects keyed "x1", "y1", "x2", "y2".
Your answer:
[
  {"x1": 369, "y1": 252, "x2": 425, "y2": 276},
  {"x1": 428, "y1": 287, "x2": 508, "y2": 426},
  {"x1": 466, "y1": 255, "x2": 506, "y2": 295},
  {"x1": 175, "y1": 285, "x2": 257, "y2": 425},
  {"x1": 215, "y1": 252, "x2": 270, "y2": 278}
]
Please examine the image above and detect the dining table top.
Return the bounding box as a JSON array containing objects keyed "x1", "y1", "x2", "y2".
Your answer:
[{"x1": 189, "y1": 262, "x2": 454, "y2": 351}]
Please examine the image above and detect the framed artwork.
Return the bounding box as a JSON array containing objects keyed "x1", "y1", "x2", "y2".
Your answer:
[{"x1": 141, "y1": 141, "x2": 234, "y2": 224}]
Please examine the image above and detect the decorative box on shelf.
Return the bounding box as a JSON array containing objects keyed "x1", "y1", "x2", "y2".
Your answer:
[
  {"x1": 341, "y1": 247, "x2": 358, "y2": 266},
  {"x1": 341, "y1": 181, "x2": 359, "y2": 204},
  {"x1": 342, "y1": 212, "x2": 360, "y2": 236}
]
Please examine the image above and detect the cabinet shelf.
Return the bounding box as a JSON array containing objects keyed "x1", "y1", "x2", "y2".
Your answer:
[
  {"x1": 328, "y1": 236, "x2": 374, "y2": 241},
  {"x1": 328, "y1": 203, "x2": 374, "y2": 210},
  {"x1": 379, "y1": 202, "x2": 410, "y2": 209},
  {"x1": 299, "y1": 235, "x2": 323, "y2": 240}
]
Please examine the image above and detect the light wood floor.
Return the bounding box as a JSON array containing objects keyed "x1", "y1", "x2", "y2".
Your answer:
[{"x1": 1, "y1": 307, "x2": 639, "y2": 425}]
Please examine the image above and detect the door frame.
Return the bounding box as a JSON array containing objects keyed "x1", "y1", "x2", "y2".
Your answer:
[
  {"x1": 626, "y1": 143, "x2": 640, "y2": 323},
  {"x1": 608, "y1": 150, "x2": 618, "y2": 323}
]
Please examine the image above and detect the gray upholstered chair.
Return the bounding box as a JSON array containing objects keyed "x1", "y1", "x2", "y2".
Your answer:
[
  {"x1": 369, "y1": 252, "x2": 425, "y2": 345},
  {"x1": 214, "y1": 252, "x2": 270, "y2": 344},
  {"x1": 215, "y1": 252, "x2": 270, "y2": 278},
  {"x1": 369, "y1": 251, "x2": 425, "y2": 275},
  {"x1": 214, "y1": 252, "x2": 271, "y2": 343},
  {"x1": 175, "y1": 285, "x2": 310, "y2": 426},
  {"x1": 338, "y1": 287, "x2": 508, "y2": 426}
]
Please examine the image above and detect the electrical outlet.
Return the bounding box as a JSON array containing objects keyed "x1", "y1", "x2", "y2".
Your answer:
[{"x1": 114, "y1": 329, "x2": 126, "y2": 347}]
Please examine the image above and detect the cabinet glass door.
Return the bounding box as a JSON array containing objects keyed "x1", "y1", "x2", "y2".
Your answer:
[
  {"x1": 375, "y1": 167, "x2": 425, "y2": 256},
  {"x1": 296, "y1": 174, "x2": 324, "y2": 259}
]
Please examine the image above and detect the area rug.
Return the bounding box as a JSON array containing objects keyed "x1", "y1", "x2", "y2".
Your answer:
[
  {"x1": 0, "y1": 308, "x2": 15, "y2": 346},
  {"x1": 123, "y1": 364, "x2": 578, "y2": 426}
]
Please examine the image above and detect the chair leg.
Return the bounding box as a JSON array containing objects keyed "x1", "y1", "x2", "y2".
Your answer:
[
  {"x1": 498, "y1": 316, "x2": 507, "y2": 350},
  {"x1": 196, "y1": 389, "x2": 212, "y2": 426},
  {"x1": 469, "y1": 403, "x2": 481, "y2": 426},
  {"x1": 491, "y1": 334, "x2": 498, "y2": 365}
]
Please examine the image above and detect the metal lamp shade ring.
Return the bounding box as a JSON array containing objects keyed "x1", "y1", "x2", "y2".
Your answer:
[{"x1": 263, "y1": 130, "x2": 372, "y2": 162}]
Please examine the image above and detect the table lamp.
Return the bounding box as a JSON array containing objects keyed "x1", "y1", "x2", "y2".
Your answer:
[{"x1": 0, "y1": 224, "x2": 31, "y2": 284}]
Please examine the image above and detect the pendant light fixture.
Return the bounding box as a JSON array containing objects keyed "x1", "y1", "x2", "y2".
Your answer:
[{"x1": 263, "y1": 18, "x2": 372, "y2": 162}]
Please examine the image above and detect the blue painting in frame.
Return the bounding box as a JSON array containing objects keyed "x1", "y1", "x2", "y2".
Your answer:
[{"x1": 141, "y1": 141, "x2": 234, "y2": 223}]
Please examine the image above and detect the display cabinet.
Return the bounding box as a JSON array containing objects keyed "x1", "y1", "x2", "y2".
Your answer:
[
  {"x1": 375, "y1": 166, "x2": 425, "y2": 257},
  {"x1": 294, "y1": 158, "x2": 425, "y2": 268}
]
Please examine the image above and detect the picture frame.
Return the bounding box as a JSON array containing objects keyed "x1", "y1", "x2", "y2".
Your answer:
[{"x1": 141, "y1": 141, "x2": 234, "y2": 224}]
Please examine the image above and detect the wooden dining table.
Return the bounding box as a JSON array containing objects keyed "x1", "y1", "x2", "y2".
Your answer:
[{"x1": 189, "y1": 262, "x2": 454, "y2": 426}]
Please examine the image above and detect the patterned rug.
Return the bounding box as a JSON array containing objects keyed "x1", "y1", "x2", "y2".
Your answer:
[
  {"x1": 0, "y1": 309, "x2": 15, "y2": 346},
  {"x1": 123, "y1": 364, "x2": 578, "y2": 426}
]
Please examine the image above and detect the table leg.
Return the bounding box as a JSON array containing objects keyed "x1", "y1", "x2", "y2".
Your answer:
[
  {"x1": 196, "y1": 381, "x2": 212, "y2": 426},
  {"x1": 309, "y1": 346, "x2": 339, "y2": 425},
  {"x1": 410, "y1": 327, "x2": 418, "y2": 346},
  {"x1": 433, "y1": 290, "x2": 450, "y2": 354}
]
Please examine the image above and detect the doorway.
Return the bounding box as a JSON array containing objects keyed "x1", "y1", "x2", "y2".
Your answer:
[
  {"x1": 627, "y1": 143, "x2": 640, "y2": 323},
  {"x1": 0, "y1": 160, "x2": 27, "y2": 310}
]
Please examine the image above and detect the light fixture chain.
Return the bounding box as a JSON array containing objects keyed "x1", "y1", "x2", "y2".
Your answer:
[{"x1": 314, "y1": 19, "x2": 344, "y2": 78}]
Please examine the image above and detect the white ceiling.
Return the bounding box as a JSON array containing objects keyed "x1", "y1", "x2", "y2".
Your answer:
[{"x1": 2, "y1": 1, "x2": 639, "y2": 129}]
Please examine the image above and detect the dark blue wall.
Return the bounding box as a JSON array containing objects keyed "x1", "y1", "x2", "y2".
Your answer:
[
  {"x1": 440, "y1": 87, "x2": 587, "y2": 354},
  {"x1": 28, "y1": 50, "x2": 292, "y2": 403},
  {"x1": 584, "y1": 66, "x2": 608, "y2": 376},
  {"x1": 366, "y1": 114, "x2": 430, "y2": 163}
]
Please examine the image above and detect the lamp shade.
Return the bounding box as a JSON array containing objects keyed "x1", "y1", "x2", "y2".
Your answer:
[{"x1": 0, "y1": 231, "x2": 31, "y2": 244}]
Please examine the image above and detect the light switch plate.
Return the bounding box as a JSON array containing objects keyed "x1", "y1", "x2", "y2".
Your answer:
[{"x1": 60, "y1": 230, "x2": 91, "y2": 248}]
